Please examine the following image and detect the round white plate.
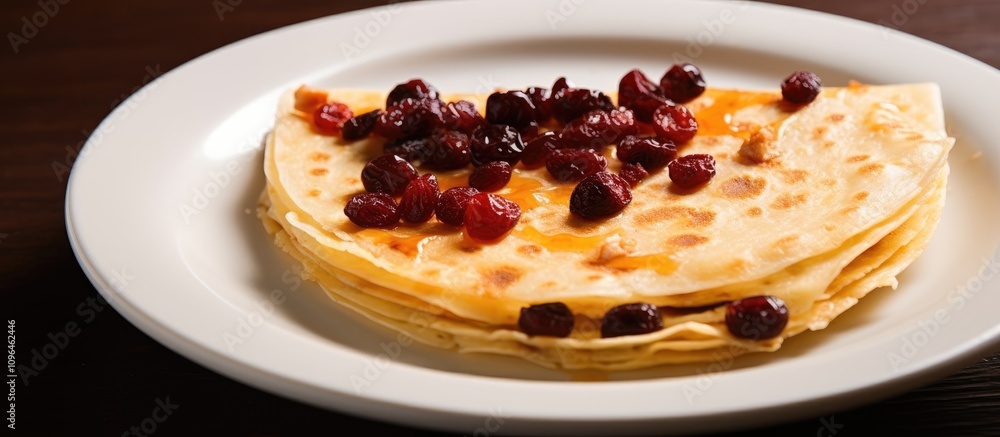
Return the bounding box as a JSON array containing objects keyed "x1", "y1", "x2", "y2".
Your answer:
[{"x1": 66, "y1": 0, "x2": 1000, "y2": 434}]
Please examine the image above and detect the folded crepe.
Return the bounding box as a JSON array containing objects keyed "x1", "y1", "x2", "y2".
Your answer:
[{"x1": 258, "y1": 82, "x2": 953, "y2": 370}]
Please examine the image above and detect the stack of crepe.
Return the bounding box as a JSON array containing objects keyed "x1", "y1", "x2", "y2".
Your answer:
[{"x1": 257, "y1": 82, "x2": 953, "y2": 370}]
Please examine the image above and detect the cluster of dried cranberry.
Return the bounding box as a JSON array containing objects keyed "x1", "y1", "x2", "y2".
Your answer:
[
  {"x1": 317, "y1": 67, "x2": 823, "y2": 242},
  {"x1": 518, "y1": 295, "x2": 789, "y2": 340}
]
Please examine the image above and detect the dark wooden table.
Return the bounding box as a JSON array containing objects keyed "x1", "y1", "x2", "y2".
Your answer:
[{"x1": 3, "y1": 0, "x2": 998, "y2": 435}]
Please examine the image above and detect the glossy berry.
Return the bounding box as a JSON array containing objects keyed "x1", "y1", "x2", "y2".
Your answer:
[
  {"x1": 560, "y1": 109, "x2": 637, "y2": 149},
  {"x1": 553, "y1": 88, "x2": 616, "y2": 124},
  {"x1": 341, "y1": 109, "x2": 382, "y2": 141},
  {"x1": 313, "y1": 102, "x2": 354, "y2": 135},
  {"x1": 386, "y1": 79, "x2": 439, "y2": 107},
  {"x1": 668, "y1": 154, "x2": 716, "y2": 189},
  {"x1": 520, "y1": 131, "x2": 563, "y2": 169},
  {"x1": 781, "y1": 71, "x2": 822, "y2": 105},
  {"x1": 545, "y1": 148, "x2": 607, "y2": 182},
  {"x1": 361, "y1": 154, "x2": 418, "y2": 196},
  {"x1": 660, "y1": 63, "x2": 706, "y2": 103},
  {"x1": 618, "y1": 162, "x2": 649, "y2": 188},
  {"x1": 618, "y1": 69, "x2": 669, "y2": 122},
  {"x1": 569, "y1": 171, "x2": 632, "y2": 219},
  {"x1": 524, "y1": 87, "x2": 553, "y2": 121},
  {"x1": 518, "y1": 302, "x2": 575, "y2": 337},
  {"x1": 551, "y1": 77, "x2": 575, "y2": 99},
  {"x1": 652, "y1": 103, "x2": 699, "y2": 143},
  {"x1": 423, "y1": 129, "x2": 472, "y2": 170},
  {"x1": 464, "y1": 193, "x2": 521, "y2": 241},
  {"x1": 486, "y1": 90, "x2": 542, "y2": 130},
  {"x1": 344, "y1": 192, "x2": 401, "y2": 228},
  {"x1": 468, "y1": 161, "x2": 512, "y2": 192},
  {"x1": 518, "y1": 124, "x2": 541, "y2": 143},
  {"x1": 725, "y1": 296, "x2": 789, "y2": 340},
  {"x1": 383, "y1": 137, "x2": 430, "y2": 161},
  {"x1": 399, "y1": 174, "x2": 440, "y2": 224},
  {"x1": 435, "y1": 187, "x2": 480, "y2": 226},
  {"x1": 616, "y1": 136, "x2": 677, "y2": 170},
  {"x1": 470, "y1": 124, "x2": 524, "y2": 166},
  {"x1": 442, "y1": 100, "x2": 486, "y2": 133},
  {"x1": 374, "y1": 97, "x2": 443, "y2": 140},
  {"x1": 601, "y1": 302, "x2": 664, "y2": 338}
]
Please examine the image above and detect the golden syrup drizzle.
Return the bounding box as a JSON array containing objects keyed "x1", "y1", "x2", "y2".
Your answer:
[
  {"x1": 515, "y1": 226, "x2": 614, "y2": 252},
  {"x1": 356, "y1": 226, "x2": 447, "y2": 258},
  {"x1": 498, "y1": 170, "x2": 575, "y2": 211},
  {"x1": 599, "y1": 254, "x2": 678, "y2": 275},
  {"x1": 434, "y1": 169, "x2": 473, "y2": 191},
  {"x1": 692, "y1": 89, "x2": 782, "y2": 138}
]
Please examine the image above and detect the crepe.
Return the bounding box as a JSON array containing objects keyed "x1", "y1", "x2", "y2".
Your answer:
[{"x1": 258, "y1": 81, "x2": 953, "y2": 370}]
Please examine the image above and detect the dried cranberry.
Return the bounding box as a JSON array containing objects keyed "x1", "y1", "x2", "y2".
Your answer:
[
  {"x1": 344, "y1": 192, "x2": 401, "y2": 228},
  {"x1": 781, "y1": 71, "x2": 822, "y2": 105},
  {"x1": 569, "y1": 171, "x2": 632, "y2": 219},
  {"x1": 464, "y1": 193, "x2": 521, "y2": 241},
  {"x1": 342, "y1": 109, "x2": 382, "y2": 141},
  {"x1": 618, "y1": 69, "x2": 669, "y2": 122},
  {"x1": 525, "y1": 87, "x2": 553, "y2": 121},
  {"x1": 468, "y1": 161, "x2": 512, "y2": 192},
  {"x1": 361, "y1": 154, "x2": 418, "y2": 196},
  {"x1": 486, "y1": 90, "x2": 542, "y2": 129},
  {"x1": 560, "y1": 109, "x2": 637, "y2": 149},
  {"x1": 553, "y1": 88, "x2": 616, "y2": 124},
  {"x1": 618, "y1": 162, "x2": 649, "y2": 188},
  {"x1": 551, "y1": 77, "x2": 575, "y2": 99},
  {"x1": 668, "y1": 154, "x2": 716, "y2": 189},
  {"x1": 601, "y1": 303, "x2": 663, "y2": 338},
  {"x1": 423, "y1": 129, "x2": 472, "y2": 170},
  {"x1": 470, "y1": 124, "x2": 524, "y2": 166},
  {"x1": 383, "y1": 137, "x2": 430, "y2": 161},
  {"x1": 725, "y1": 296, "x2": 789, "y2": 340},
  {"x1": 313, "y1": 102, "x2": 354, "y2": 135},
  {"x1": 386, "y1": 79, "x2": 439, "y2": 107},
  {"x1": 545, "y1": 148, "x2": 608, "y2": 182},
  {"x1": 374, "y1": 97, "x2": 443, "y2": 140},
  {"x1": 660, "y1": 63, "x2": 706, "y2": 103},
  {"x1": 399, "y1": 174, "x2": 440, "y2": 224},
  {"x1": 518, "y1": 302, "x2": 574, "y2": 337},
  {"x1": 435, "y1": 187, "x2": 479, "y2": 226},
  {"x1": 520, "y1": 131, "x2": 563, "y2": 169},
  {"x1": 519, "y1": 124, "x2": 542, "y2": 143},
  {"x1": 652, "y1": 103, "x2": 698, "y2": 143},
  {"x1": 442, "y1": 100, "x2": 486, "y2": 133},
  {"x1": 616, "y1": 136, "x2": 677, "y2": 170}
]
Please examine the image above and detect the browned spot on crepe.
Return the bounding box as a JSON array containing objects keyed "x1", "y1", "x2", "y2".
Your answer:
[
  {"x1": 310, "y1": 168, "x2": 329, "y2": 176},
  {"x1": 307, "y1": 189, "x2": 322, "y2": 197},
  {"x1": 668, "y1": 234, "x2": 709, "y2": 247},
  {"x1": 828, "y1": 114, "x2": 845, "y2": 122},
  {"x1": 779, "y1": 169, "x2": 809, "y2": 184},
  {"x1": 310, "y1": 152, "x2": 330, "y2": 162},
  {"x1": 854, "y1": 192, "x2": 870, "y2": 201},
  {"x1": 485, "y1": 267, "x2": 521, "y2": 289},
  {"x1": 772, "y1": 193, "x2": 807, "y2": 210},
  {"x1": 859, "y1": 163, "x2": 885, "y2": 175},
  {"x1": 518, "y1": 244, "x2": 542, "y2": 255},
  {"x1": 847, "y1": 155, "x2": 870, "y2": 163},
  {"x1": 719, "y1": 176, "x2": 767, "y2": 199},
  {"x1": 634, "y1": 206, "x2": 715, "y2": 228},
  {"x1": 747, "y1": 206, "x2": 763, "y2": 217}
]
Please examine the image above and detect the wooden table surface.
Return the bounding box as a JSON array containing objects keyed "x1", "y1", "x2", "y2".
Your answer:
[{"x1": 2, "y1": 0, "x2": 998, "y2": 435}]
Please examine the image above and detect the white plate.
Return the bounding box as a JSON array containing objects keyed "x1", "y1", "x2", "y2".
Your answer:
[{"x1": 66, "y1": 0, "x2": 1000, "y2": 434}]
